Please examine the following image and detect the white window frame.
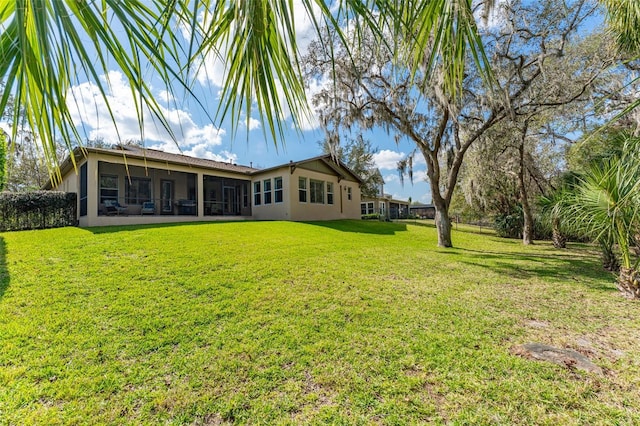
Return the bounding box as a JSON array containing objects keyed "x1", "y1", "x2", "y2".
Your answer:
[
  {"x1": 274, "y1": 177, "x2": 283, "y2": 203},
  {"x1": 327, "y1": 182, "x2": 334, "y2": 205},
  {"x1": 310, "y1": 179, "x2": 325, "y2": 204},
  {"x1": 263, "y1": 179, "x2": 272, "y2": 204},
  {"x1": 298, "y1": 177, "x2": 307, "y2": 203},
  {"x1": 254, "y1": 181, "x2": 261, "y2": 206}
]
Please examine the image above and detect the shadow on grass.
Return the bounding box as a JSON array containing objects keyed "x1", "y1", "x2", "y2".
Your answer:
[
  {"x1": 399, "y1": 219, "x2": 436, "y2": 229},
  {"x1": 87, "y1": 220, "x2": 248, "y2": 234},
  {"x1": 304, "y1": 220, "x2": 407, "y2": 235},
  {"x1": 455, "y1": 248, "x2": 617, "y2": 293},
  {"x1": 0, "y1": 237, "x2": 8, "y2": 300},
  {"x1": 402, "y1": 219, "x2": 496, "y2": 236}
]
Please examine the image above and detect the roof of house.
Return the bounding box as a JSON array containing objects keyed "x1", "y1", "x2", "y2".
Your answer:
[
  {"x1": 230, "y1": 152, "x2": 363, "y2": 183},
  {"x1": 96, "y1": 145, "x2": 258, "y2": 173}
]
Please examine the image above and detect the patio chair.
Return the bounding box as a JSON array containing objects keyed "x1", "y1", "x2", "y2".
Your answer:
[
  {"x1": 104, "y1": 199, "x2": 128, "y2": 216},
  {"x1": 140, "y1": 201, "x2": 155, "y2": 215}
]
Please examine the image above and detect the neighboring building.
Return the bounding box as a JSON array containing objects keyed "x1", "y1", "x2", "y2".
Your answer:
[
  {"x1": 409, "y1": 204, "x2": 436, "y2": 219},
  {"x1": 45, "y1": 145, "x2": 363, "y2": 227},
  {"x1": 360, "y1": 172, "x2": 410, "y2": 220}
]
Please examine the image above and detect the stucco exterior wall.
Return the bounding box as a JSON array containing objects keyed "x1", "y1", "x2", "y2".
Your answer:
[
  {"x1": 250, "y1": 169, "x2": 291, "y2": 220},
  {"x1": 288, "y1": 166, "x2": 361, "y2": 221},
  {"x1": 57, "y1": 165, "x2": 80, "y2": 194}
]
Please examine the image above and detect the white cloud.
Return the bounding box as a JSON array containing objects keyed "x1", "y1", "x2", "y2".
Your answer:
[
  {"x1": 245, "y1": 117, "x2": 261, "y2": 131},
  {"x1": 412, "y1": 169, "x2": 429, "y2": 182},
  {"x1": 158, "y1": 90, "x2": 175, "y2": 104},
  {"x1": 373, "y1": 149, "x2": 406, "y2": 170},
  {"x1": 68, "y1": 71, "x2": 229, "y2": 158},
  {"x1": 383, "y1": 174, "x2": 399, "y2": 183},
  {"x1": 187, "y1": 147, "x2": 237, "y2": 163},
  {"x1": 419, "y1": 193, "x2": 432, "y2": 204}
]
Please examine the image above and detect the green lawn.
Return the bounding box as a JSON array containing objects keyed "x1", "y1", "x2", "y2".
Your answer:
[{"x1": 1, "y1": 220, "x2": 639, "y2": 424}]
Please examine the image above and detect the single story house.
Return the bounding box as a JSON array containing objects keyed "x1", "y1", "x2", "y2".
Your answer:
[
  {"x1": 360, "y1": 173, "x2": 410, "y2": 220},
  {"x1": 45, "y1": 145, "x2": 363, "y2": 227},
  {"x1": 409, "y1": 204, "x2": 436, "y2": 219}
]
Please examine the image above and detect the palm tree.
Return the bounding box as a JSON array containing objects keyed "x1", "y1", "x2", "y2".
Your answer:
[
  {"x1": 0, "y1": 0, "x2": 490, "y2": 184},
  {"x1": 564, "y1": 135, "x2": 640, "y2": 298},
  {"x1": 539, "y1": 189, "x2": 570, "y2": 249}
]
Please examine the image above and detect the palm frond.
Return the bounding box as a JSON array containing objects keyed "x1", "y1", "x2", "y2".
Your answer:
[
  {"x1": 1, "y1": 0, "x2": 491, "y2": 178},
  {"x1": 602, "y1": 0, "x2": 640, "y2": 53},
  {"x1": 0, "y1": 1, "x2": 191, "y2": 184}
]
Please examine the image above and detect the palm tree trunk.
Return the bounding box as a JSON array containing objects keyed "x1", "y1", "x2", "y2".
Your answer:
[
  {"x1": 617, "y1": 267, "x2": 640, "y2": 299},
  {"x1": 551, "y1": 217, "x2": 567, "y2": 249},
  {"x1": 600, "y1": 242, "x2": 620, "y2": 272}
]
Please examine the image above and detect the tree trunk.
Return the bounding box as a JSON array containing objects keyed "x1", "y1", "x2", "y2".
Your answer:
[
  {"x1": 521, "y1": 199, "x2": 534, "y2": 245},
  {"x1": 433, "y1": 201, "x2": 453, "y2": 248},
  {"x1": 551, "y1": 217, "x2": 566, "y2": 249},
  {"x1": 617, "y1": 267, "x2": 640, "y2": 299},
  {"x1": 518, "y1": 141, "x2": 534, "y2": 245},
  {"x1": 600, "y1": 242, "x2": 620, "y2": 272}
]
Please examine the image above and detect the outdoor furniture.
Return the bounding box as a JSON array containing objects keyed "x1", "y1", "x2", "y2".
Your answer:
[
  {"x1": 140, "y1": 201, "x2": 155, "y2": 215},
  {"x1": 104, "y1": 199, "x2": 128, "y2": 215},
  {"x1": 177, "y1": 199, "x2": 197, "y2": 215}
]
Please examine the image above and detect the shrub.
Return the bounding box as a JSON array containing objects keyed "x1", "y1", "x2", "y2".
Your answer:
[
  {"x1": 361, "y1": 213, "x2": 381, "y2": 220},
  {"x1": 0, "y1": 191, "x2": 77, "y2": 232},
  {"x1": 494, "y1": 207, "x2": 524, "y2": 239},
  {"x1": 494, "y1": 205, "x2": 554, "y2": 240},
  {"x1": 0, "y1": 134, "x2": 6, "y2": 191}
]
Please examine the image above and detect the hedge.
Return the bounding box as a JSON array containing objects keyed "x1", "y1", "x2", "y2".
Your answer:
[
  {"x1": 0, "y1": 191, "x2": 77, "y2": 232},
  {"x1": 361, "y1": 213, "x2": 382, "y2": 220}
]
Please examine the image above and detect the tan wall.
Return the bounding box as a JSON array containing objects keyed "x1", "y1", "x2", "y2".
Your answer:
[
  {"x1": 360, "y1": 198, "x2": 383, "y2": 215},
  {"x1": 57, "y1": 167, "x2": 80, "y2": 194},
  {"x1": 55, "y1": 158, "x2": 84, "y2": 224},
  {"x1": 288, "y1": 167, "x2": 361, "y2": 221},
  {"x1": 250, "y1": 170, "x2": 291, "y2": 220}
]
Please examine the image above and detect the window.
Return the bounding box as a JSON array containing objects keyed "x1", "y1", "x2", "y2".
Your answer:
[
  {"x1": 274, "y1": 177, "x2": 283, "y2": 203},
  {"x1": 125, "y1": 177, "x2": 151, "y2": 204},
  {"x1": 361, "y1": 203, "x2": 367, "y2": 215},
  {"x1": 310, "y1": 180, "x2": 324, "y2": 204},
  {"x1": 347, "y1": 187, "x2": 352, "y2": 201},
  {"x1": 298, "y1": 177, "x2": 307, "y2": 202},
  {"x1": 368, "y1": 202, "x2": 374, "y2": 214},
  {"x1": 254, "y1": 181, "x2": 261, "y2": 206},
  {"x1": 326, "y1": 182, "x2": 334, "y2": 205},
  {"x1": 263, "y1": 179, "x2": 272, "y2": 204},
  {"x1": 100, "y1": 174, "x2": 118, "y2": 204},
  {"x1": 80, "y1": 164, "x2": 88, "y2": 217},
  {"x1": 243, "y1": 185, "x2": 249, "y2": 208}
]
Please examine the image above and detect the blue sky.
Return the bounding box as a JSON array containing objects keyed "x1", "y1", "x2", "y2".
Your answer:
[{"x1": 60, "y1": 1, "x2": 434, "y2": 204}]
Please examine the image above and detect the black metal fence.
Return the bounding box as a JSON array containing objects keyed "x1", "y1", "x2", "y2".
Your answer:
[{"x1": 0, "y1": 192, "x2": 77, "y2": 232}]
